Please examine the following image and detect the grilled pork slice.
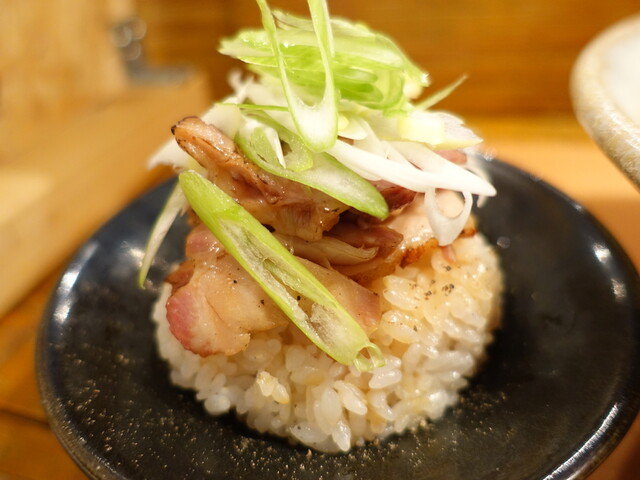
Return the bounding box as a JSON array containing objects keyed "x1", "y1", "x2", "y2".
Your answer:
[
  {"x1": 172, "y1": 117, "x2": 348, "y2": 242},
  {"x1": 165, "y1": 223, "x2": 381, "y2": 357},
  {"x1": 277, "y1": 193, "x2": 476, "y2": 285}
]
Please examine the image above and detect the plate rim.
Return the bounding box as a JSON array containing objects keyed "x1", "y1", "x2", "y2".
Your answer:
[{"x1": 36, "y1": 157, "x2": 640, "y2": 480}]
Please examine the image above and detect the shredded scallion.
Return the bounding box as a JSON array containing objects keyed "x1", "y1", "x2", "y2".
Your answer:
[{"x1": 178, "y1": 171, "x2": 385, "y2": 371}]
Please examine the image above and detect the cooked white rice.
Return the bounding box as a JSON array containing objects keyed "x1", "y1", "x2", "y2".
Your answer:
[{"x1": 152, "y1": 233, "x2": 502, "y2": 452}]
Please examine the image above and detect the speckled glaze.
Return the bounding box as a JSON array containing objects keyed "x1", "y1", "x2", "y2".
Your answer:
[
  {"x1": 571, "y1": 14, "x2": 640, "y2": 188},
  {"x1": 36, "y1": 158, "x2": 640, "y2": 480}
]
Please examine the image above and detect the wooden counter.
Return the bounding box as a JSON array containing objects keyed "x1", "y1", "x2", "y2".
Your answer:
[{"x1": 0, "y1": 114, "x2": 638, "y2": 478}]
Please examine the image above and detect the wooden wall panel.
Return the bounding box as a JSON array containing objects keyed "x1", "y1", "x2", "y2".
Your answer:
[
  {"x1": 0, "y1": 0, "x2": 212, "y2": 315},
  {"x1": 0, "y1": 0, "x2": 130, "y2": 161},
  {"x1": 136, "y1": 0, "x2": 639, "y2": 114}
]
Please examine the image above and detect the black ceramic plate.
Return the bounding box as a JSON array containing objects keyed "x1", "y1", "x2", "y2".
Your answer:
[{"x1": 37, "y1": 158, "x2": 640, "y2": 480}]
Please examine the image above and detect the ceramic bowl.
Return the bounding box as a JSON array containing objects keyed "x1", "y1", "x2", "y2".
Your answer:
[
  {"x1": 37, "y1": 159, "x2": 640, "y2": 480},
  {"x1": 571, "y1": 14, "x2": 640, "y2": 187}
]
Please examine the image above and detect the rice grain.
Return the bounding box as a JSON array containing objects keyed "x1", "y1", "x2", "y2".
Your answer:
[{"x1": 152, "y1": 234, "x2": 502, "y2": 452}]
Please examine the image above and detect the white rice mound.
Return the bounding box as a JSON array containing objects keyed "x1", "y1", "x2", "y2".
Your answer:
[{"x1": 152, "y1": 233, "x2": 503, "y2": 453}]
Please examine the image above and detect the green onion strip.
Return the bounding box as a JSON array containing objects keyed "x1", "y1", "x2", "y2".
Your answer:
[
  {"x1": 236, "y1": 112, "x2": 389, "y2": 219},
  {"x1": 178, "y1": 171, "x2": 385, "y2": 371},
  {"x1": 256, "y1": 0, "x2": 338, "y2": 153}
]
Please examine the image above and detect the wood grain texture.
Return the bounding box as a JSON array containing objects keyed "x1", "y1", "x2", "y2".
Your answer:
[
  {"x1": 0, "y1": 73, "x2": 211, "y2": 317},
  {"x1": 0, "y1": 0, "x2": 213, "y2": 329},
  {"x1": 0, "y1": 0, "x2": 131, "y2": 161},
  {"x1": 0, "y1": 272, "x2": 86, "y2": 479},
  {"x1": 0, "y1": 412, "x2": 86, "y2": 479},
  {"x1": 135, "y1": 0, "x2": 639, "y2": 114}
]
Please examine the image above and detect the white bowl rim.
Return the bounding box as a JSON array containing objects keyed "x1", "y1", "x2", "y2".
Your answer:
[{"x1": 571, "y1": 14, "x2": 640, "y2": 188}]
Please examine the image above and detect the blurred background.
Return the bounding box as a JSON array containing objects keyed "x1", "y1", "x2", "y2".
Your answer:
[
  {"x1": 136, "y1": 0, "x2": 639, "y2": 115},
  {"x1": 4, "y1": 0, "x2": 640, "y2": 152}
]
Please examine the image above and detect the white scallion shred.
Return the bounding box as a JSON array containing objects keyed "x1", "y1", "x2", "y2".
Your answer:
[
  {"x1": 255, "y1": 0, "x2": 338, "y2": 153},
  {"x1": 424, "y1": 188, "x2": 474, "y2": 246},
  {"x1": 138, "y1": 183, "x2": 187, "y2": 287}
]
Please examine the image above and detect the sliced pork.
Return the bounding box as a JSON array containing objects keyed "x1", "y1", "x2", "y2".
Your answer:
[
  {"x1": 166, "y1": 224, "x2": 288, "y2": 356},
  {"x1": 277, "y1": 192, "x2": 475, "y2": 285},
  {"x1": 164, "y1": 118, "x2": 478, "y2": 358},
  {"x1": 172, "y1": 117, "x2": 348, "y2": 241},
  {"x1": 165, "y1": 223, "x2": 381, "y2": 357}
]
